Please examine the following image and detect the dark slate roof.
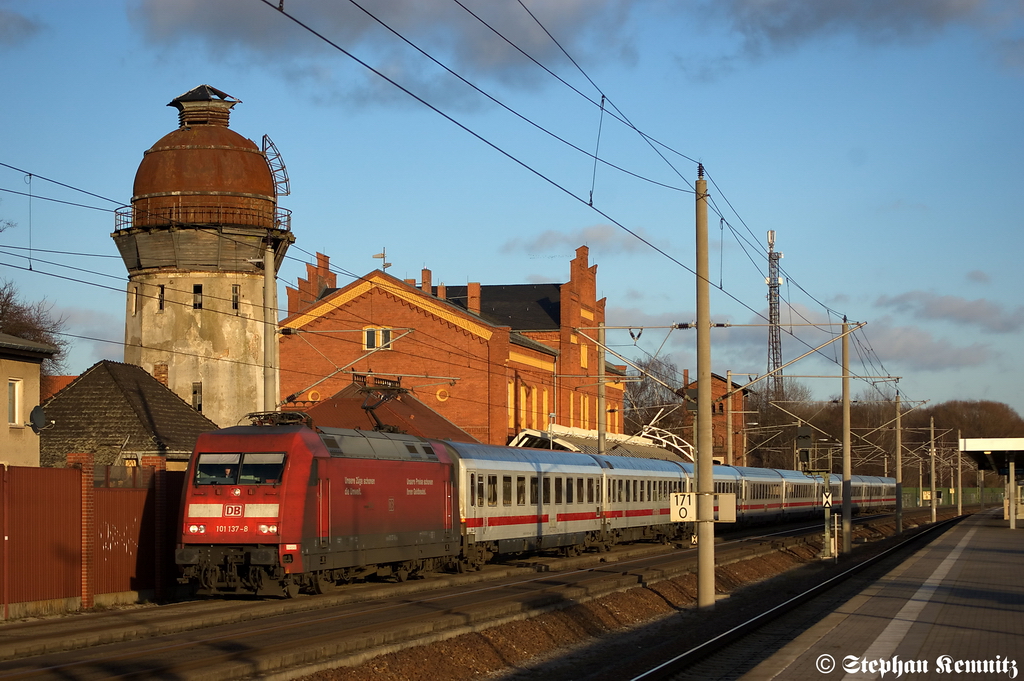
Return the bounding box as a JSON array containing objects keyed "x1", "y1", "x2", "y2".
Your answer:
[
  {"x1": 169, "y1": 84, "x2": 235, "y2": 105},
  {"x1": 0, "y1": 332, "x2": 57, "y2": 362},
  {"x1": 285, "y1": 382, "x2": 479, "y2": 443},
  {"x1": 510, "y1": 332, "x2": 558, "y2": 356},
  {"x1": 40, "y1": 360, "x2": 217, "y2": 466},
  {"x1": 442, "y1": 284, "x2": 562, "y2": 330}
]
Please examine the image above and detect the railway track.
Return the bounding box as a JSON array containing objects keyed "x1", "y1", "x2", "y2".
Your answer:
[
  {"x1": 0, "y1": 508, "x2": 958, "y2": 680},
  {"x1": 511, "y1": 510, "x2": 965, "y2": 681}
]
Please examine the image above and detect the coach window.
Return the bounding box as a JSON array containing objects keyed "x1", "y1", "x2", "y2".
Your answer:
[
  {"x1": 577, "y1": 478, "x2": 584, "y2": 504},
  {"x1": 555, "y1": 477, "x2": 563, "y2": 504},
  {"x1": 517, "y1": 476, "x2": 526, "y2": 505},
  {"x1": 502, "y1": 476, "x2": 513, "y2": 507},
  {"x1": 477, "y1": 475, "x2": 485, "y2": 507},
  {"x1": 617, "y1": 479, "x2": 624, "y2": 502},
  {"x1": 586, "y1": 478, "x2": 594, "y2": 504},
  {"x1": 530, "y1": 476, "x2": 538, "y2": 505},
  {"x1": 487, "y1": 475, "x2": 498, "y2": 506},
  {"x1": 543, "y1": 477, "x2": 551, "y2": 505},
  {"x1": 566, "y1": 478, "x2": 573, "y2": 504},
  {"x1": 625, "y1": 479, "x2": 631, "y2": 502},
  {"x1": 469, "y1": 473, "x2": 476, "y2": 506}
]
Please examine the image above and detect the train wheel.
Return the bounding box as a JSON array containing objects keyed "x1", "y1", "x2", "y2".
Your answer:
[
  {"x1": 313, "y1": 572, "x2": 336, "y2": 594},
  {"x1": 284, "y1": 579, "x2": 300, "y2": 599},
  {"x1": 395, "y1": 567, "x2": 409, "y2": 582}
]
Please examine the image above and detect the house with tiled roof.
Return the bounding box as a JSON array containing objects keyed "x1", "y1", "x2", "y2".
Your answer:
[
  {"x1": 279, "y1": 246, "x2": 625, "y2": 446},
  {"x1": 40, "y1": 360, "x2": 217, "y2": 468},
  {"x1": 284, "y1": 379, "x2": 479, "y2": 442},
  {"x1": 1, "y1": 332, "x2": 57, "y2": 466}
]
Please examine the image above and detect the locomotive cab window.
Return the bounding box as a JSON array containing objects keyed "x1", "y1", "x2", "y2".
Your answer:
[
  {"x1": 240, "y1": 452, "x2": 286, "y2": 485},
  {"x1": 194, "y1": 452, "x2": 286, "y2": 486},
  {"x1": 194, "y1": 453, "x2": 240, "y2": 485}
]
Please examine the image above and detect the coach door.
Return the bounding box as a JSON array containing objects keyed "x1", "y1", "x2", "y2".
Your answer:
[{"x1": 466, "y1": 470, "x2": 482, "y2": 536}]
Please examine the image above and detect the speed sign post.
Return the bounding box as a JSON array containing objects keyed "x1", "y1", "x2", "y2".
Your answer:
[
  {"x1": 671, "y1": 492, "x2": 737, "y2": 525},
  {"x1": 805, "y1": 469, "x2": 835, "y2": 559}
]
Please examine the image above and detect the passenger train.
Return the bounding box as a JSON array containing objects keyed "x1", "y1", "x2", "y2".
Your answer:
[{"x1": 175, "y1": 413, "x2": 896, "y2": 596}]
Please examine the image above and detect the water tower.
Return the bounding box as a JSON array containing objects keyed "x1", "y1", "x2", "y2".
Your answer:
[{"x1": 112, "y1": 85, "x2": 294, "y2": 427}]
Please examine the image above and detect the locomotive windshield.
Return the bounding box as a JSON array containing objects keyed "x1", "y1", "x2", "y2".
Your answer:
[{"x1": 194, "y1": 452, "x2": 286, "y2": 486}]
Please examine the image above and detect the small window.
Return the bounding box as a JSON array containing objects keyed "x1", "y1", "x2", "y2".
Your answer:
[
  {"x1": 577, "y1": 478, "x2": 585, "y2": 505},
  {"x1": 131, "y1": 285, "x2": 139, "y2": 316},
  {"x1": 477, "y1": 476, "x2": 485, "y2": 507},
  {"x1": 232, "y1": 284, "x2": 240, "y2": 311},
  {"x1": 363, "y1": 327, "x2": 393, "y2": 350},
  {"x1": 587, "y1": 478, "x2": 594, "y2": 504},
  {"x1": 543, "y1": 477, "x2": 551, "y2": 505},
  {"x1": 566, "y1": 478, "x2": 574, "y2": 504},
  {"x1": 191, "y1": 382, "x2": 202, "y2": 413},
  {"x1": 530, "y1": 476, "x2": 538, "y2": 505},
  {"x1": 158, "y1": 285, "x2": 165, "y2": 312},
  {"x1": 8, "y1": 378, "x2": 22, "y2": 426},
  {"x1": 193, "y1": 284, "x2": 203, "y2": 310},
  {"x1": 555, "y1": 477, "x2": 563, "y2": 504},
  {"x1": 469, "y1": 473, "x2": 476, "y2": 507},
  {"x1": 502, "y1": 475, "x2": 512, "y2": 507},
  {"x1": 517, "y1": 476, "x2": 526, "y2": 506}
]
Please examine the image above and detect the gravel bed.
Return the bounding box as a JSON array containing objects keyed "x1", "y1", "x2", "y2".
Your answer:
[{"x1": 296, "y1": 510, "x2": 961, "y2": 681}]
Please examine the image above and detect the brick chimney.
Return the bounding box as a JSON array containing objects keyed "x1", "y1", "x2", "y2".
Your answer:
[
  {"x1": 421, "y1": 268, "x2": 432, "y2": 293},
  {"x1": 468, "y1": 282, "x2": 481, "y2": 315},
  {"x1": 437, "y1": 283, "x2": 446, "y2": 300}
]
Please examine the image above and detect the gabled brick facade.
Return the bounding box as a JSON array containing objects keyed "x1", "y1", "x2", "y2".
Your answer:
[
  {"x1": 279, "y1": 247, "x2": 625, "y2": 445},
  {"x1": 679, "y1": 372, "x2": 750, "y2": 466}
]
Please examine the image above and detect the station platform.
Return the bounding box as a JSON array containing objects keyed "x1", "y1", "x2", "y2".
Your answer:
[{"x1": 745, "y1": 508, "x2": 1024, "y2": 680}]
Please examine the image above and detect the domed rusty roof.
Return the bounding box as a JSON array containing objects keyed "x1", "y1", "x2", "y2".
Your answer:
[
  {"x1": 132, "y1": 85, "x2": 275, "y2": 202},
  {"x1": 133, "y1": 125, "x2": 275, "y2": 201}
]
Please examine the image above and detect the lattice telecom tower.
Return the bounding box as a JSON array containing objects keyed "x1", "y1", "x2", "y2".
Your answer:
[{"x1": 766, "y1": 230, "x2": 783, "y2": 401}]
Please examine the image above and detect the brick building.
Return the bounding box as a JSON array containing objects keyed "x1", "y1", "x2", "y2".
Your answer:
[
  {"x1": 279, "y1": 246, "x2": 625, "y2": 445},
  {"x1": 679, "y1": 372, "x2": 751, "y2": 466}
]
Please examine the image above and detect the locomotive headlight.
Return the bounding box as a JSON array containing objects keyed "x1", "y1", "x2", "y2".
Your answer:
[
  {"x1": 231, "y1": 488, "x2": 241, "y2": 497},
  {"x1": 188, "y1": 524, "x2": 206, "y2": 534},
  {"x1": 258, "y1": 524, "x2": 279, "y2": 534}
]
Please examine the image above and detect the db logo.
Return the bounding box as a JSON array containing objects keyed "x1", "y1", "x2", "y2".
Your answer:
[{"x1": 224, "y1": 505, "x2": 243, "y2": 517}]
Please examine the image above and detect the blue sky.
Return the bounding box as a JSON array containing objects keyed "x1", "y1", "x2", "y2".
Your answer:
[{"x1": 1, "y1": 0, "x2": 1023, "y2": 416}]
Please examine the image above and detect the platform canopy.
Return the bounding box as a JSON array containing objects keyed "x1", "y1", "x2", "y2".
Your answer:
[{"x1": 960, "y1": 437, "x2": 1024, "y2": 476}]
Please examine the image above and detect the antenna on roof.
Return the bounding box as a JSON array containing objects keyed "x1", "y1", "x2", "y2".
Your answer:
[{"x1": 372, "y1": 248, "x2": 392, "y2": 270}]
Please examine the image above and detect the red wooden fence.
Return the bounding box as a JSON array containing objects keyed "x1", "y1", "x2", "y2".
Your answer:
[{"x1": 0, "y1": 455, "x2": 185, "y2": 619}]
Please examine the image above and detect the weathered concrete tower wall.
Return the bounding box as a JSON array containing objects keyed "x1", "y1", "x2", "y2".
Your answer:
[{"x1": 112, "y1": 85, "x2": 294, "y2": 427}]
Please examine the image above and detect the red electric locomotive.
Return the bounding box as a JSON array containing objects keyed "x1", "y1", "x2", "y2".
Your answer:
[
  {"x1": 176, "y1": 412, "x2": 896, "y2": 597},
  {"x1": 175, "y1": 413, "x2": 459, "y2": 596}
]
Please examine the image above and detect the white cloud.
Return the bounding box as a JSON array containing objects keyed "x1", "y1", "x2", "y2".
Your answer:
[
  {"x1": 0, "y1": 7, "x2": 42, "y2": 47},
  {"x1": 875, "y1": 290, "x2": 1024, "y2": 333},
  {"x1": 501, "y1": 224, "x2": 666, "y2": 257},
  {"x1": 127, "y1": 0, "x2": 639, "y2": 105}
]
